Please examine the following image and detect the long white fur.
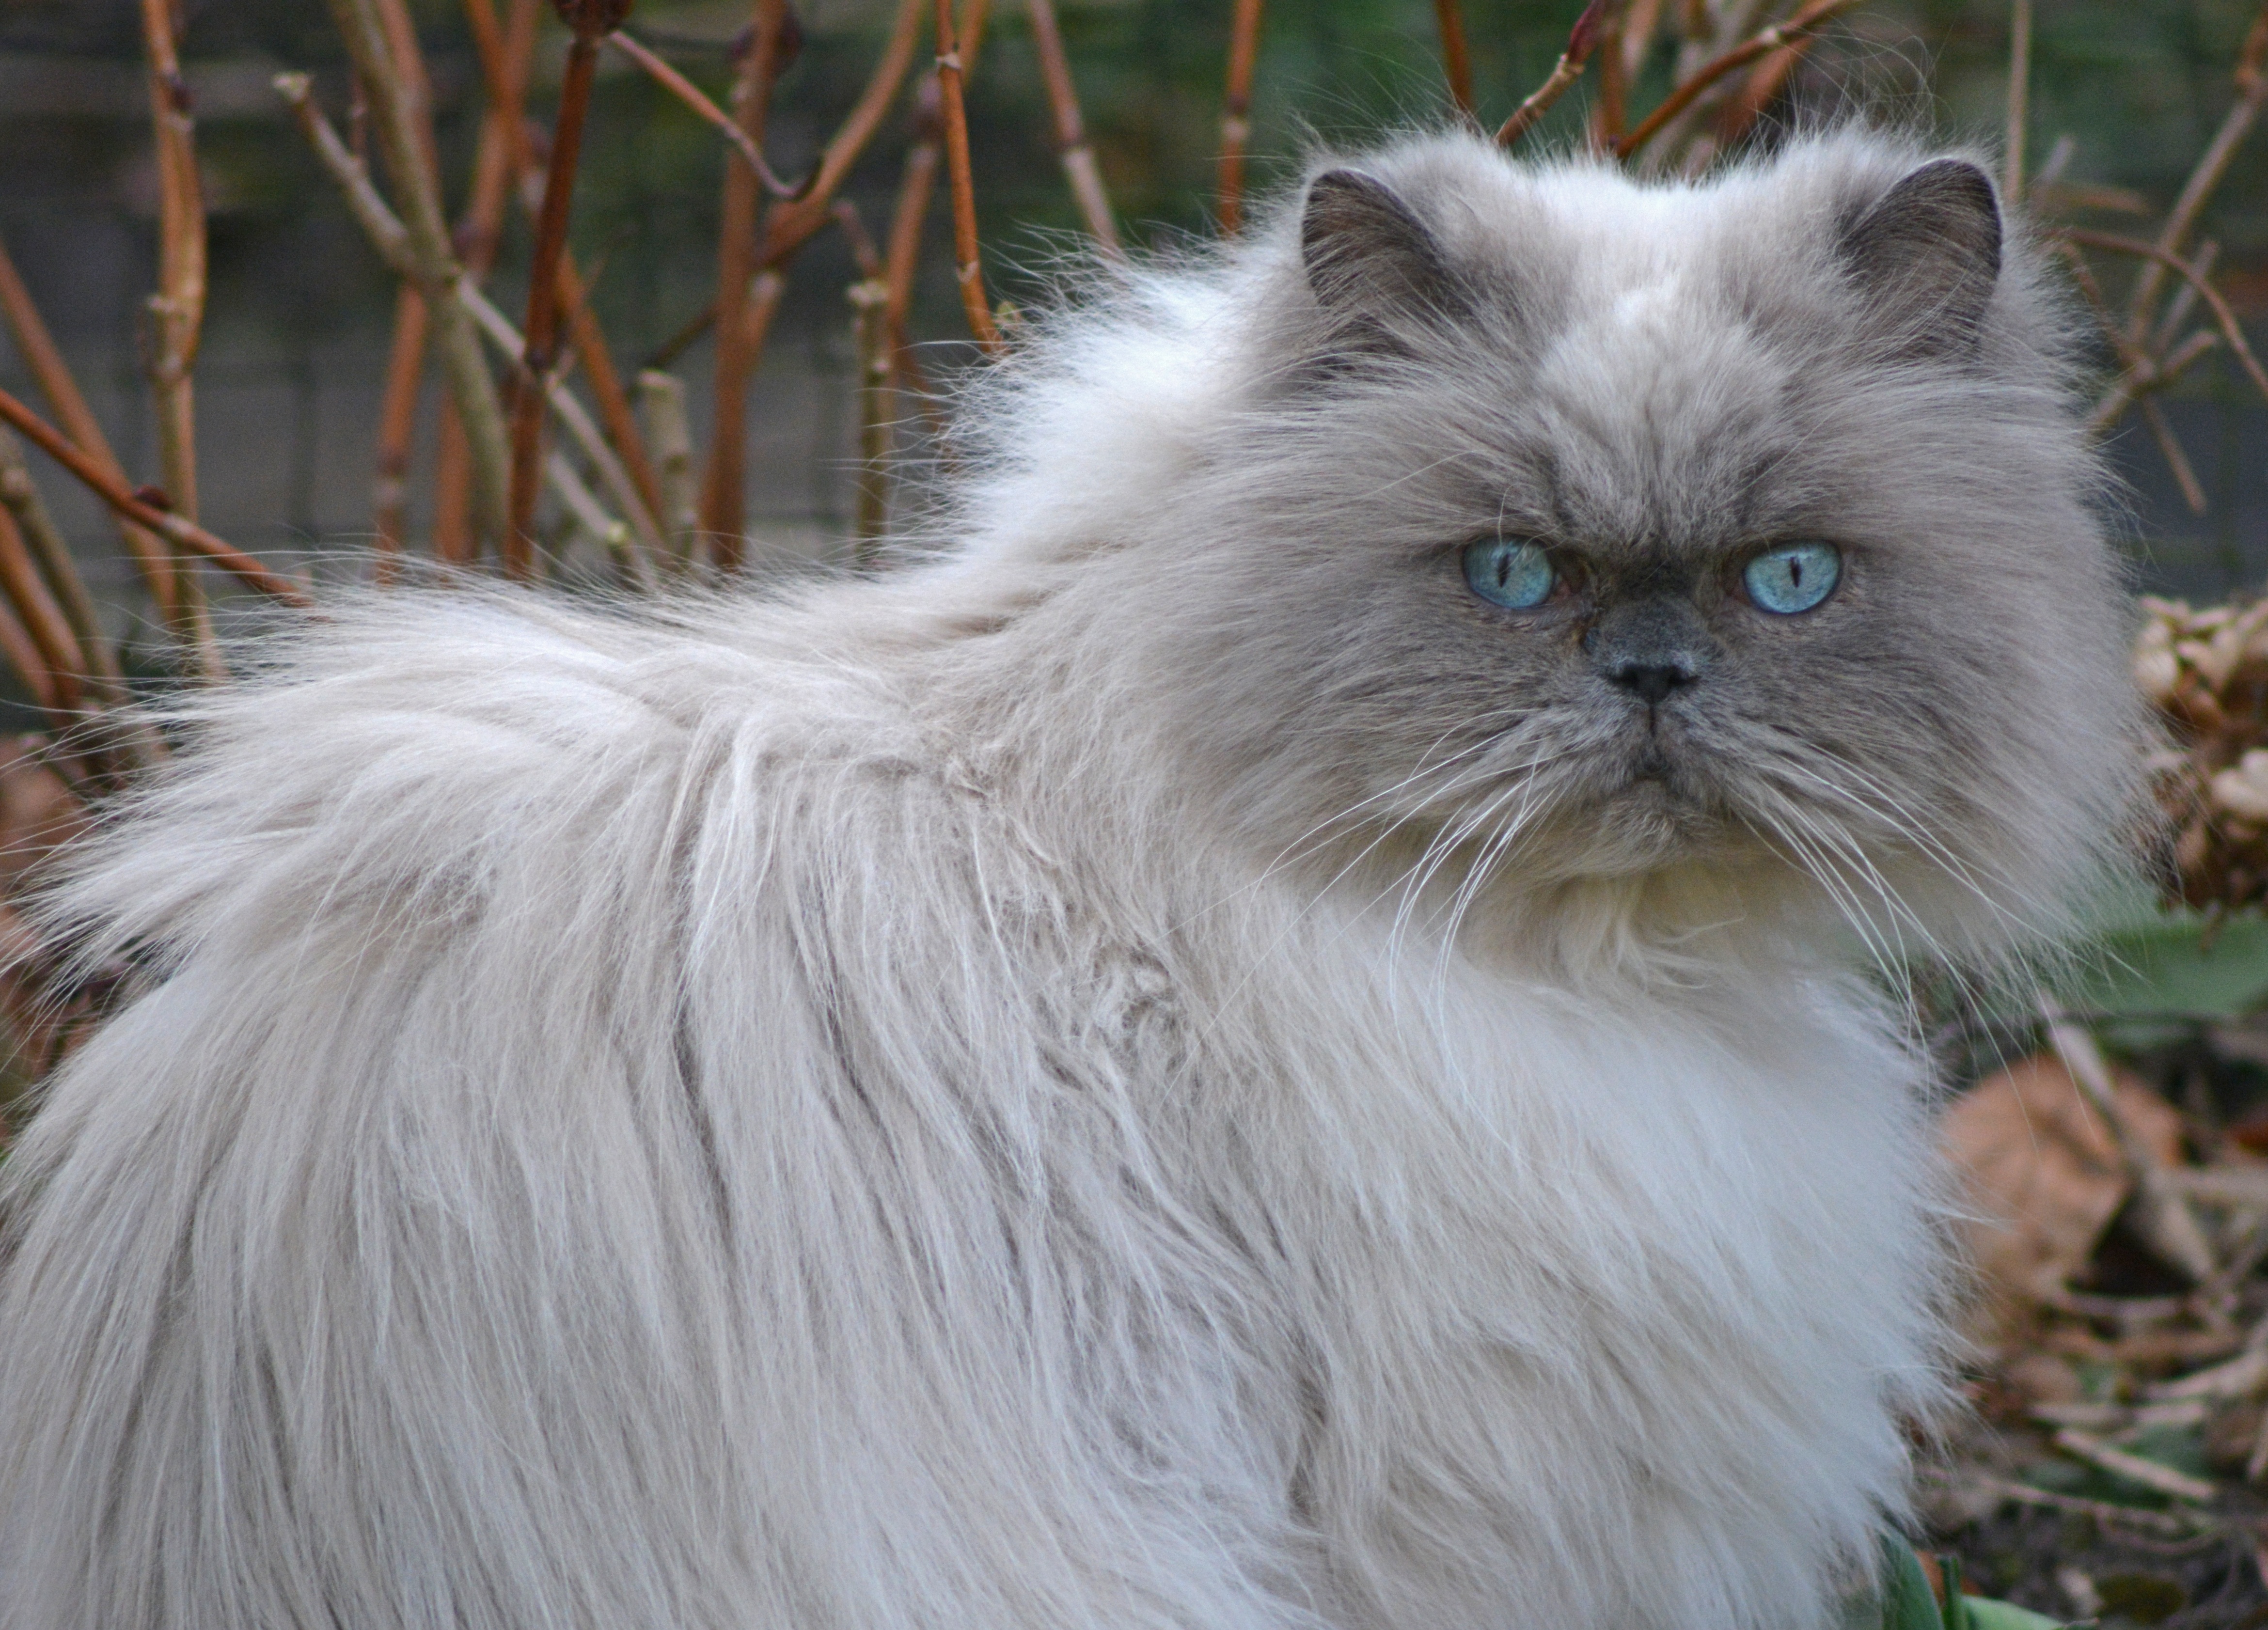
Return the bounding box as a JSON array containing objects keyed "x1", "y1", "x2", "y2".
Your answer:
[{"x1": 0, "y1": 130, "x2": 2133, "y2": 1629}]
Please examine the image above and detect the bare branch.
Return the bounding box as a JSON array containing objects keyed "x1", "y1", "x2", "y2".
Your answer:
[
  {"x1": 1497, "y1": 0, "x2": 1607, "y2": 148},
  {"x1": 1025, "y1": 0, "x2": 1122, "y2": 257},
  {"x1": 1217, "y1": 0, "x2": 1266, "y2": 232},
  {"x1": 1613, "y1": 0, "x2": 1865, "y2": 161},
  {"x1": 0, "y1": 386, "x2": 309, "y2": 605}
]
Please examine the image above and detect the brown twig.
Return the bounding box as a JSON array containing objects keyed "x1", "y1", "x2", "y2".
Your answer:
[
  {"x1": 1708, "y1": 30, "x2": 1812, "y2": 151},
  {"x1": 756, "y1": 0, "x2": 929, "y2": 267},
  {"x1": 0, "y1": 430, "x2": 128, "y2": 706},
  {"x1": 0, "y1": 503, "x2": 83, "y2": 719},
  {"x1": 1497, "y1": 0, "x2": 1608, "y2": 148},
  {"x1": 934, "y1": 0, "x2": 1003, "y2": 351},
  {"x1": 635, "y1": 370, "x2": 699, "y2": 562},
  {"x1": 1024, "y1": 0, "x2": 1121, "y2": 257},
  {"x1": 2003, "y1": 0, "x2": 2032, "y2": 201},
  {"x1": 1217, "y1": 0, "x2": 1265, "y2": 233},
  {"x1": 2061, "y1": 228, "x2": 2268, "y2": 408},
  {"x1": 438, "y1": 0, "x2": 540, "y2": 562},
  {"x1": 0, "y1": 237, "x2": 176, "y2": 616},
  {"x1": 138, "y1": 0, "x2": 220, "y2": 672},
  {"x1": 2142, "y1": 396, "x2": 2210, "y2": 516},
  {"x1": 850, "y1": 276, "x2": 894, "y2": 557},
  {"x1": 2053, "y1": 1427, "x2": 2221, "y2": 1504},
  {"x1": 607, "y1": 29, "x2": 803, "y2": 197},
  {"x1": 0, "y1": 386, "x2": 308, "y2": 605},
  {"x1": 507, "y1": 4, "x2": 620, "y2": 578},
  {"x1": 372, "y1": 286, "x2": 428, "y2": 564},
  {"x1": 460, "y1": 283, "x2": 662, "y2": 561},
  {"x1": 698, "y1": 0, "x2": 797, "y2": 567},
  {"x1": 2126, "y1": 1, "x2": 2268, "y2": 346},
  {"x1": 316, "y1": 0, "x2": 513, "y2": 553},
  {"x1": 1433, "y1": 0, "x2": 1476, "y2": 121},
  {"x1": 1612, "y1": 0, "x2": 1865, "y2": 160}
]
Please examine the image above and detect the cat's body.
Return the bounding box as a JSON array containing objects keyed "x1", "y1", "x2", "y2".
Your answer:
[{"x1": 0, "y1": 132, "x2": 2138, "y2": 1629}]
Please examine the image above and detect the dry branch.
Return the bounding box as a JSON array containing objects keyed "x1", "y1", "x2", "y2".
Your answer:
[
  {"x1": 507, "y1": 8, "x2": 614, "y2": 578},
  {"x1": 934, "y1": 0, "x2": 1003, "y2": 350},
  {"x1": 2062, "y1": 228, "x2": 2268, "y2": 408},
  {"x1": 373, "y1": 286, "x2": 428, "y2": 562},
  {"x1": 0, "y1": 432, "x2": 126, "y2": 706},
  {"x1": 2125, "y1": 1, "x2": 2268, "y2": 346},
  {"x1": 1025, "y1": 0, "x2": 1121, "y2": 257},
  {"x1": 607, "y1": 29, "x2": 803, "y2": 197},
  {"x1": 1497, "y1": 0, "x2": 1607, "y2": 148},
  {"x1": 137, "y1": 0, "x2": 219, "y2": 671},
  {"x1": 1612, "y1": 0, "x2": 1865, "y2": 160},
  {"x1": 1217, "y1": 0, "x2": 1265, "y2": 233},
  {"x1": 316, "y1": 0, "x2": 512, "y2": 552},
  {"x1": 0, "y1": 387, "x2": 307, "y2": 606},
  {"x1": 1434, "y1": 0, "x2": 1476, "y2": 121},
  {"x1": 699, "y1": 0, "x2": 797, "y2": 564},
  {"x1": 0, "y1": 238, "x2": 176, "y2": 614},
  {"x1": 460, "y1": 284, "x2": 663, "y2": 563}
]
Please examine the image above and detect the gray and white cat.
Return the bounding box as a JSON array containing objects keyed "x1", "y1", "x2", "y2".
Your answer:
[{"x1": 0, "y1": 129, "x2": 2140, "y2": 1629}]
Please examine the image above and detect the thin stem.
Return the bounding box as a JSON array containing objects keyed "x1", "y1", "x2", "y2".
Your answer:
[
  {"x1": 635, "y1": 369, "x2": 699, "y2": 562},
  {"x1": 0, "y1": 429, "x2": 128, "y2": 705},
  {"x1": 607, "y1": 29, "x2": 803, "y2": 196},
  {"x1": 1497, "y1": 0, "x2": 1607, "y2": 147},
  {"x1": 0, "y1": 385, "x2": 308, "y2": 604},
  {"x1": 2125, "y1": 1, "x2": 2268, "y2": 345},
  {"x1": 1217, "y1": 0, "x2": 1265, "y2": 233},
  {"x1": 850, "y1": 277, "x2": 894, "y2": 558},
  {"x1": 2140, "y1": 396, "x2": 2209, "y2": 516},
  {"x1": 0, "y1": 236, "x2": 176, "y2": 615},
  {"x1": 138, "y1": 0, "x2": 219, "y2": 673},
  {"x1": 699, "y1": 0, "x2": 795, "y2": 564},
  {"x1": 373, "y1": 285, "x2": 428, "y2": 566},
  {"x1": 756, "y1": 0, "x2": 929, "y2": 266},
  {"x1": 461, "y1": 282, "x2": 663, "y2": 563},
  {"x1": 1433, "y1": 0, "x2": 1476, "y2": 120},
  {"x1": 508, "y1": 27, "x2": 603, "y2": 578},
  {"x1": 1025, "y1": 0, "x2": 1122, "y2": 257},
  {"x1": 934, "y1": 0, "x2": 1003, "y2": 350},
  {"x1": 320, "y1": 0, "x2": 512, "y2": 552},
  {"x1": 1612, "y1": 0, "x2": 1864, "y2": 161},
  {"x1": 0, "y1": 501, "x2": 83, "y2": 717},
  {"x1": 2003, "y1": 0, "x2": 2031, "y2": 201},
  {"x1": 2063, "y1": 227, "x2": 2268, "y2": 407}
]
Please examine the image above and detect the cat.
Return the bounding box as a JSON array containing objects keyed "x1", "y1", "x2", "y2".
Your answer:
[{"x1": 0, "y1": 128, "x2": 2140, "y2": 1630}]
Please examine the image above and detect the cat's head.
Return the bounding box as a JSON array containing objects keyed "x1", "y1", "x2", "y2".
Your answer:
[{"x1": 957, "y1": 131, "x2": 2146, "y2": 964}]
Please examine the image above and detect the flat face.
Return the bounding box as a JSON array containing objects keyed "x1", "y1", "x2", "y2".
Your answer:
[{"x1": 1128, "y1": 135, "x2": 2138, "y2": 949}]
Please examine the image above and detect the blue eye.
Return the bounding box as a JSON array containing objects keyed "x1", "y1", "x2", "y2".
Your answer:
[
  {"x1": 1743, "y1": 542, "x2": 1842, "y2": 614},
  {"x1": 1463, "y1": 537, "x2": 1556, "y2": 609}
]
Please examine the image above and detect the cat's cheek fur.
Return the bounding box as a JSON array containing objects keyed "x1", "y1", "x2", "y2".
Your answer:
[{"x1": 0, "y1": 127, "x2": 2134, "y2": 1630}]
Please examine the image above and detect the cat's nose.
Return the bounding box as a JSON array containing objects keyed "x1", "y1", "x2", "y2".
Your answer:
[{"x1": 1606, "y1": 661, "x2": 1696, "y2": 706}]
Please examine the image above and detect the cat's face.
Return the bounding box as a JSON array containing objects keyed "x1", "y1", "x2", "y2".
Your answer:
[{"x1": 1116, "y1": 135, "x2": 2142, "y2": 955}]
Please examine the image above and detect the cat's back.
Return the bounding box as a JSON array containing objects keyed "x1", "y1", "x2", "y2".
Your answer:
[{"x1": 0, "y1": 578, "x2": 1267, "y2": 1630}]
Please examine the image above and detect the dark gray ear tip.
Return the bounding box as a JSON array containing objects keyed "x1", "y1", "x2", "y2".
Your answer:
[{"x1": 1301, "y1": 170, "x2": 1418, "y2": 252}]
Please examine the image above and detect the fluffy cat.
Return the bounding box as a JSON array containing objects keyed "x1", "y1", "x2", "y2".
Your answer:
[{"x1": 0, "y1": 129, "x2": 2139, "y2": 1630}]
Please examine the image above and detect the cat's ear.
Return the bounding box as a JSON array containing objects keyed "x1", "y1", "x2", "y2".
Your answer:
[
  {"x1": 1836, "y1": 158, "x2": 2002, "y2": 358},
  {"x1": 1301, "y1": 169, "x2": 1462, "y2": 339}
]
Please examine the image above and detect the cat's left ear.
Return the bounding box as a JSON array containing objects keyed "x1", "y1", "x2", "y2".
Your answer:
[
  {"x1": 1301, "y1": 169, "x2": 1464, "y2": 340},
  {"x1": 1836, "y1": 158, "x2": 2002, "y2": 358}
]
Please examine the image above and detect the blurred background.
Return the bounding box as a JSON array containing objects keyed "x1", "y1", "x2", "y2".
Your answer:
[{"x1": 0, "y1": 0, "x2": 2262, "y2": 656}]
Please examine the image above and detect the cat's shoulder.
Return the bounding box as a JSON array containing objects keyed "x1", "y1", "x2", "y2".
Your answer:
[{"x1": 40, "y1": 578, "x2": 999, "y2": 966}]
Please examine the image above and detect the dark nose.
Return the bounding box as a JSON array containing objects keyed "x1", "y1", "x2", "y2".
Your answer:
[{"x1": 1606, "y1": 660, "x2": 1695, "y2": 707}]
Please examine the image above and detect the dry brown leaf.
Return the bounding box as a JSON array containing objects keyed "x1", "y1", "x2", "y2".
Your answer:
[{"x1": 1941, "y1": 1051, "x2": 2186, "y2": 1307}]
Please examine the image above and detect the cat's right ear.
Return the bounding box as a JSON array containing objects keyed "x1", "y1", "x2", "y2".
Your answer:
[
  {"x1": 1301, "y1": 170, "x2": 1462, "y2": 342},
  {"x1": 1836, "y1": 158, "x2": 2002, "y2": 360}
]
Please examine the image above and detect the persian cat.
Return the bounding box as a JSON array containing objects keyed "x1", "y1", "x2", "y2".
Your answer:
[{"x1": 0, "y1": 130, "x2": 2138, "y2": 1630}]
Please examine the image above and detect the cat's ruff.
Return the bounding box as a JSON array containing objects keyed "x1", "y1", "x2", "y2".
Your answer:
[{"x1": 0, "y1": 131, "x2": 2139, "y2": 1630}]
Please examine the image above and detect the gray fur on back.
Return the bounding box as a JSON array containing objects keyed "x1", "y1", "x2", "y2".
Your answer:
[{"x1": 0, "y1": 130, "x2": 2140, "y2": 1629}]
